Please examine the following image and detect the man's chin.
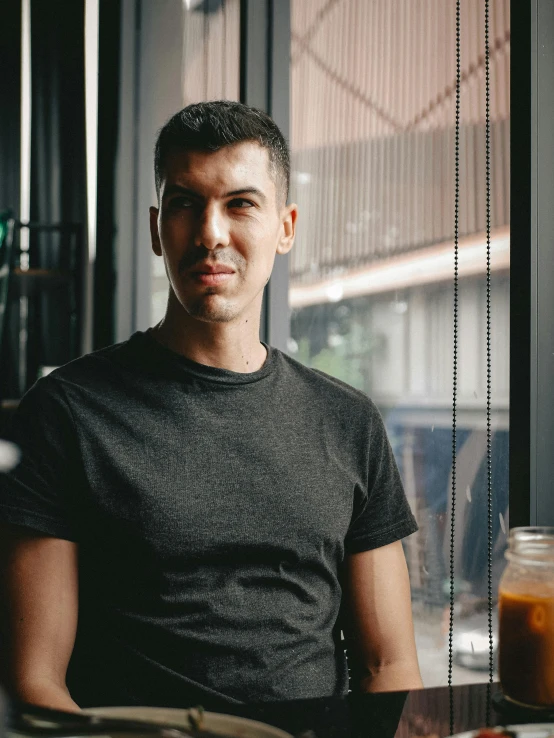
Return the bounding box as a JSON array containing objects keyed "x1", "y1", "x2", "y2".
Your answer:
[{"x1": 183, "y1": 297, "x2": 236, "y2": 323}]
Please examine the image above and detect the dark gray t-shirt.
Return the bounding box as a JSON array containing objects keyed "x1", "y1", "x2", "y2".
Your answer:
[{"x1": 0, "y1": 331, "x2": 417, "y2": 708}]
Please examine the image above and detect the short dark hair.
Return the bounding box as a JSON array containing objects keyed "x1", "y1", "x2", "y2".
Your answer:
[{"x1": 154, "y1": 100, "x2": 290, "y2": 205}]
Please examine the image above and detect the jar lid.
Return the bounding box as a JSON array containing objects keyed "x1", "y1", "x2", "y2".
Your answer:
[{"x1": 507, "y1": 527, "x2": 554, "y2": 563}]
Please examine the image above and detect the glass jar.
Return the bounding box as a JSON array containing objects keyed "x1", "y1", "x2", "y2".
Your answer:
[{"x1": 498, "y1": 527, "x2": 554, "y2": 708}]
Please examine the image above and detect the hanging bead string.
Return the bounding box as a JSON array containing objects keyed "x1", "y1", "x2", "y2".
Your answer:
[
  {"x1": 485, "y1": 0, "x2": 494, "y2": 713},
  {"x1": 449, "y1": 0, "x2": 461, "y2": 733}
]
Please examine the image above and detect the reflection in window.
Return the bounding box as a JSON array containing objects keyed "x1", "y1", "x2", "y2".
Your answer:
[
  {"x1": 151, "y1": 0, "x2": 240, "y2": 325},
  {"x1": 289, "y1": 0, "x2": 510, "y2": 686}
]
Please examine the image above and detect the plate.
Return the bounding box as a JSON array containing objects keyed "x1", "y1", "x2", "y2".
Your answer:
[
  {"x1": 83, "y1": 706, "x2": 293, "y2": 738},
  {"x1": 452, "y1": 725, "x2": 554, "y2": 738}
]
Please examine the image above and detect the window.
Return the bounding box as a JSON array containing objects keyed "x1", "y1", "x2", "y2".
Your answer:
[{"x1": 289, "y1": 0, "x2": 510, "y2": 686}]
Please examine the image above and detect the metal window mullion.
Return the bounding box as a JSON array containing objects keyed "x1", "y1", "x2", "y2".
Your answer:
[
  {"x1": 240, "y1": 0, "x2": 269, "y2": 111},
  {"x1": 533, "y1": 0, "x2": 554, "y2": 525},
  {"x1": 510, "y1": 0, "x2": 554, "y2": 527},
  {"x1": 509, "y1": 0, "x2": 532, "y2": 527}
]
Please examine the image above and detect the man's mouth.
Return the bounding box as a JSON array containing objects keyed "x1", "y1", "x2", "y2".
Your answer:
[{"x1": 190, "y1": 265, "x2": 235, "y2": 286}]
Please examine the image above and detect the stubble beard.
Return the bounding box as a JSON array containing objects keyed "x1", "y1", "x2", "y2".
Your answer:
[{"x1": 184, "y1": 292, "x2": 237, "y2": 323}]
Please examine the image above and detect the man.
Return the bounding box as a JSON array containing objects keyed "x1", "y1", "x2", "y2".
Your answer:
[{"x1": 0, "y1": 101, "x2": 422, "y2": 712}]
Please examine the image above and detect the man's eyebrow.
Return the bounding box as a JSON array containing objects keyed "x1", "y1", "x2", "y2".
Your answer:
[
  {"x1": 225, "y1": 187, "x2": 267, "y2": 203},
  {"x1": 162, "y1": 185, "x2": 200, "y2": 201},
  {"x1": 162, "y1": 184, "x2": 267, "y2": 203}
]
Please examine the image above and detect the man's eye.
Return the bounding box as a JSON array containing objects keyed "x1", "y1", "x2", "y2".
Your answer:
[
  {"x1": 228, "y1": 198, "x2": 254, "y2": 208},
  {"x1": 169, "y1": 197, "x2": 193, "y2": 208}
]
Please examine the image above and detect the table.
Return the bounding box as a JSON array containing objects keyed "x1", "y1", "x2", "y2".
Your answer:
[
  {"x1": 169, "y1": 682, "x2": 503, "y2": 738},
  {"x1": 5, "y1": 682, "x2": 539, "y2": 738}
]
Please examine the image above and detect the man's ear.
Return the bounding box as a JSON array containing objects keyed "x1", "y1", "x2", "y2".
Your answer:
[
  {"x1": 150, "y1": 206, "x2": 162, "y2": 256},
  {"x1": 276, "y1": 203, "x2": 298, "y2": 255}
]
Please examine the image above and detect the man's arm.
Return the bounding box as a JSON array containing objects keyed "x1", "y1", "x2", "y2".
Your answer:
[
  {"x1": 0, "y1": 523, "x2": 80, "y2": 711},
  {"x1": 343, "y1": 539, "x2": 423, "y2": 693}
]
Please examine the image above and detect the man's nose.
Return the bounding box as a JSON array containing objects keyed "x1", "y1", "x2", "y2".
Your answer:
[{"x1": 194, "y1": 204, "x2": 229, "y2": 250}]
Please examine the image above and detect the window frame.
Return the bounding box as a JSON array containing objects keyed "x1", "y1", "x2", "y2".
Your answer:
[
  {"x1": 510, "y1": 0, "x2": 554, "y2": 526},
  {"x1": 114, "y1": 0, "x2": 553, "y2": 526}
]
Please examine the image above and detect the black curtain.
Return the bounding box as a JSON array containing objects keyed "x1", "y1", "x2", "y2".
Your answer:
[
  {"x1": 0, "y1": 0, "x2": 21, "y2": 216},
  {"x1": 94, "y1": 0, "x2": 121, "y2": 350},
  {"x1": 28, "y1": 0, "x2": 87, "y2": 376},
  {"x1": 0, "y1": 1, "x2": 21, "y2": 403}
]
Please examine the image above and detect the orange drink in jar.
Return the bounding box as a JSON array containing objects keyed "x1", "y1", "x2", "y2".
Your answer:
[{"x1": 498, "y1": 527, "x2": 554, "y2": 708}]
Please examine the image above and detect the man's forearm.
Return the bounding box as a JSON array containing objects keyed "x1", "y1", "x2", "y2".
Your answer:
[
  {"x1": 359, "y1": 659, "x2": 424, "y2": 693},
  {"x1": 14, "y1": 677, "x2": 81, "y2": 712}
]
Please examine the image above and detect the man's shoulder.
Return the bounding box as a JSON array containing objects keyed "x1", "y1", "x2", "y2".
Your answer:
[
  {"x1": 49, "y1": 337, "x2": 136, "y2": 382},
  {"x1": 272, "y1": 347, "x2": 379, "y2": 414},
  {"x1": 24, "y1": 335, "x2": 141, "y2": 406}
]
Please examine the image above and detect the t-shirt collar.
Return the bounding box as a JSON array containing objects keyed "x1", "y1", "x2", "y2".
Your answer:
[{"x1": 135, "y1": 329, "x2": 274, "y2": 385}]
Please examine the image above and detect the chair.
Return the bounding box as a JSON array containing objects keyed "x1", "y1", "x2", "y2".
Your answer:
[{"x1": 3, "y1": 220, "x2": 83, "y2": 399}]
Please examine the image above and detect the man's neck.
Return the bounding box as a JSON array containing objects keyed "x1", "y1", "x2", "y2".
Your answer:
[{"x1": 150, "y1": 318, "x2": 268, "y2": 374}]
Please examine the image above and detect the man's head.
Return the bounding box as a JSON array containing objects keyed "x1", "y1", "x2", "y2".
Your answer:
[
  {"x1": 150, "y1": 101, "x2": 297, "y2": 328},
  {"x1": 154, "y1": 100, "x2": 290, "y2": 208}
]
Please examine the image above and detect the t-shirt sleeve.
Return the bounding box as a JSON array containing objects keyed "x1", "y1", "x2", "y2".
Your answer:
[
  {"x1": 0, "y1": 377, "x2": 79, "y2": 541},
  {"x1": 345, "y1": 400, "x2": 418, "y2": 554}
]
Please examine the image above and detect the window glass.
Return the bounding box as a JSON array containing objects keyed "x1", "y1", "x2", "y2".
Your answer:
[
  {"x1": 151, "y1": 0, "x2": 241, "y2": 325},
  {"x1": 289, "y1": 0, "x2": 510, "y2": 687}
]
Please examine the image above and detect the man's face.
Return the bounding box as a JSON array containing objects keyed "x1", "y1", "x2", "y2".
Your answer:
[{"x1": 150, "y1": 142, "x2": 297, "y2": 325}]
